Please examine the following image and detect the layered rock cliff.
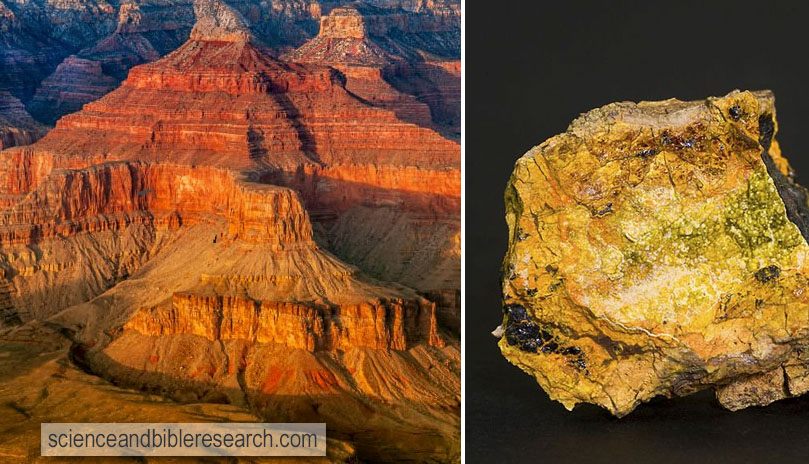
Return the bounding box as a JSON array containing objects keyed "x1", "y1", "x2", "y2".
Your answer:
[
  {"x1": 0, "y1": 91, "x2": 46, "y2": 149},
  {"x1": 78, "y1": 0, "x2": 196, "y2": 80},
  {"x1": 289, "y1": 2, "x2": 460, "y2": 63},
  {"x1": 125, "y1": 293, "x2": 444, "y2": 351},
  {"x1": 0, "y1": 0, "x2": 117, "y2": 102},
  {"x1": 0, "y1": 157, "x2": 322, "y2": 323},
  {"x1": 0, "y1": 156, "x2": 458, "y2": 460},
  {"x1": 0, "y1": 161, "x2": 312, "y2": 247},
  {"x1": 27, "y1": 57, "x2": 120, "y2": 125},
  {"x1": 37, "y1": 39, "x2": 458, "y2": 170},
  {"x1": 0, "y1": 0, "x2": 460, "y2": 130},
  {"x1": 285, "y1": 2, "x2": 460, "y2": 135},
  {"x1": 0, "y1": 0, "x2": 459, "y2": 328},
  {"x1": 15, "y1": 8, "x2": 461, "y2": 294}
]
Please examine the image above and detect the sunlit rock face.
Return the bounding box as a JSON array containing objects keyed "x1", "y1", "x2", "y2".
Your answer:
[{"x1": 498, "y1": 90, "x2": 809, "y2": 416}]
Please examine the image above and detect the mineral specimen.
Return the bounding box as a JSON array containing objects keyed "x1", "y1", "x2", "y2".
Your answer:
[{"x1": 498, "y1": 89, "x2": 809, "y2": 416}]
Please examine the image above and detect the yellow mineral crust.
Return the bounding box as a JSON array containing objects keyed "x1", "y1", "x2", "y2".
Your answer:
[{"x1": 499, "y1": 90, "x2": 809, "y2": 416}]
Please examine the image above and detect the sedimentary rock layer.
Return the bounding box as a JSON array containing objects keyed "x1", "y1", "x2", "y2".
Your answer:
[
  {"x1": 35, "y1": 40, "x2": 458, "y2": 171},
  {"x1": 1, "y1": 0, "x2": 460, "y2": 128},
  {"x1": 125, "y1": 293, "x2": 444, "y2": 351},
  {"x1": 0, "y1": 155, "x2": 326, "y2": 325},
  {"x1": 0, "y1": 0, "x2": 117, "y2": 102},
  {"x1": 0, "y1": 2, "x2": 460, "y2": 459},
  {"x1": 285, "y1": 3, "x2": 460, "y2": 134},
  {"x1": 498, "y1": 90, "x2": 809, "y2": 416},
  {"x1": 90, "y1": 329, "x2": 460, "y2": 461},
  {"x1": 13, "y1": 14, "x2": 461, "y2": 293},
  {"x1": 288, "y1": 3, "x2": 460, "y2": 64},
  {"x1": 263, "y1": 163, "x2": 460, "y2": 291},
  {"x1": 27, "y1": 56, "x2": 119, "y2": 125},
  {"x1": 0, "y1": 160, "x2": 311, "y2": 247},
  {"x1": 0, "y1": 91, "x2": 46, "y2": 150}
]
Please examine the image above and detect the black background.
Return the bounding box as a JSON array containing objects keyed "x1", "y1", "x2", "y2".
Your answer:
[{"x1": 466, "y1": 1, "x2": 809, "y2": 462}]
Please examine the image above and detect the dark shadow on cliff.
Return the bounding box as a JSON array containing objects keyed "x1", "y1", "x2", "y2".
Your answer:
[
  {"x1": 256, "y1": 169, "x2": 460, "y2": 220},
  {"x1": 267, "y1": 89, "x2": 321, "y2": 165},
  {"x1": 382, "y1": 63, "x2": 461, "y2": 142}
]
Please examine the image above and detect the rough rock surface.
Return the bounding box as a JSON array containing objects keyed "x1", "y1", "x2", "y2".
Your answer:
[
  {"x1": 0, "y1": 90, "x2": 46, "y2": 149},
  {"x1": 284, "y1": 2, "x2": 460, "y2": 136},
  {"x1": 0, "y1": 0, "x2": 117, "y2": 102},
  {"x1": 498, "y1": 90, "x2": 809, "y2": 416},
  {"x1": 27, "y1": 56, "x2": 119, "y2": 125},
  {"x1": 190, "y1": 0, "x2": 253, "y2": 42}
]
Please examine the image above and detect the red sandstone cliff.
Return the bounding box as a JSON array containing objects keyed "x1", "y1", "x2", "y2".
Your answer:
[
  {"x1": 125, "y1": 293, "x2": 444, "y2": 351},
  {"x1": 0, "y1": 153, "x2": 458, "y2": 459},
  {"x1": 285, "y1": 3, "x2": 460, "y2": 135},
  {"x1": 0, "y1": 161, "x2": 312, "y2": 246},
  {"x1": 1, "y1": 0, "x2": 459, "y2": 130},
  {"x1": 36, "y1": 39, "x2": 458, "y2": 171},
  {"x1": 0, "y1": 0, "x2": 459, "y2": 314}
]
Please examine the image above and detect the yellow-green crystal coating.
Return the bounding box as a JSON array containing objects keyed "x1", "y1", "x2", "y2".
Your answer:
[{"x1": 500, "y1": 90, "x2": 809, "y2": 416}]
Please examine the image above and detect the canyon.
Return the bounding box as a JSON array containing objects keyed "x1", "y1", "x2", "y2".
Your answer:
[
  {"x1": 0, "y1": 0, "x2": 460, "y2": 130},
  {"x1": 0, "y1": 0, "x2": 460, "y2": 461}
]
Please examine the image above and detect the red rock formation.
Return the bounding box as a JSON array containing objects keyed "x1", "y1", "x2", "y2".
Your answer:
[
  {"x1": 35, "y1": 39, "x2": 458, "y2": 170},
  {"x1": 2, "y1": 2, "x2": 460, "y2": 297},
  {"x1": 340, "y1": 65, "x2": 434, "y2": 127},
  {"x1": 1, "y1": 0, "x2": 459, "y2": 130},
  {"x1": 0, "y1": 0, "x2": 319, "y2": 123},
  {"x1": 262, "y1": 164, "x2": 459, "y2": 219},
  {"x1": 385, "y1": 59, "x2": 461, "y2": 134},
  {"x1": 290, "y1": 3, "x2": 459, "y2": 63},
  {"x1": 285, "y1": 3, "x2": 460, "y2": 134},
  {"x1": 0, "y1": 91, "x2": 47, "y2": 150},
  {"x1": 93, "y1": 329, "x2": 459, "y2": 461},
  {"x1": 1, "y1": 0, "x2": 459, "y2": 292}
]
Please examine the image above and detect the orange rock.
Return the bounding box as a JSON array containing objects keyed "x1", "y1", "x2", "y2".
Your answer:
[
  {"x1": 125, "y1": 293, "x2": 445, "y2": 351},
  {"x1": 261, "y1": 366, "x2": 286, "y2": 393}
]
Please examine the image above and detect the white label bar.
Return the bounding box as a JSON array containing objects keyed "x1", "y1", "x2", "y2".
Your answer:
[{"x1": 41, "y1": 423, "x2": 326, "y2": 457}]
